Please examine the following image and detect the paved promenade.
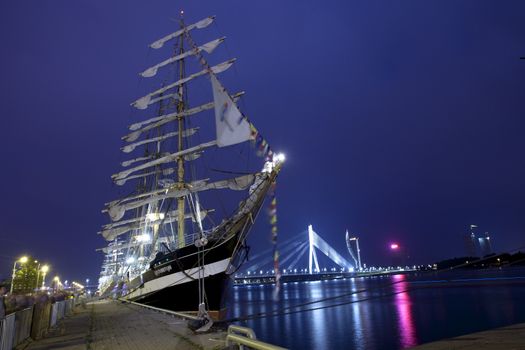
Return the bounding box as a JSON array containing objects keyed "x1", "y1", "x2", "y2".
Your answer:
[
  {"x1": 18, "y1": 300, "x2": 226, "y2": 350},
  {"x1": 411, "y1": 323, "x2": 525, "y2": 350}
]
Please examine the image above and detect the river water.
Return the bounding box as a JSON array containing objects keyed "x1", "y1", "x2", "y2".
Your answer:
[{"x1": 229, "y1": 268, "x2": 525, "y2": 349}]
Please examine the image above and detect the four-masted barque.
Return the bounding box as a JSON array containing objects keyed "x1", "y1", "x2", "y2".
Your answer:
[{"x1": 96, "y1": 14, "x2": 283, "y2": 323}]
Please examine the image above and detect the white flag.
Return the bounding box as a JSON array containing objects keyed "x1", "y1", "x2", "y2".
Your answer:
[{"x1": 211, "y1": 75, "x2": 251, "y2": 147}]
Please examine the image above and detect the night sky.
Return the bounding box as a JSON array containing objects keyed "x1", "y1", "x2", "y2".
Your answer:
[{"x1": 1, "y1": 1, "x2": 524, "y2": 283}]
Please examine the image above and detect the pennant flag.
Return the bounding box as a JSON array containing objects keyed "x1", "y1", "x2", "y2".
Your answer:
[
  {"x1": 250, "y1": 123, "x2": 258, "y2": 141},
  {"x1": 211, "y1": 74, "x2": 251, "y2": 147}
]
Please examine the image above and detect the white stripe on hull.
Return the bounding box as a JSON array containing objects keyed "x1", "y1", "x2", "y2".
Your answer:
[{"x1": 122, "y1": 258, "x2": 231, "y2": 300}]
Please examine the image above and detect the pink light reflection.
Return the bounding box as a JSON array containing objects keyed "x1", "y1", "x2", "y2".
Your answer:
[{"x1": 393, "y1": 274, "x2": 418, "y2": 348}]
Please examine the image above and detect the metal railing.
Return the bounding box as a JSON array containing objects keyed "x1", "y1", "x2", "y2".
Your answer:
[
  {"x1": 13, "y1": 307, "x2": 33, "y2": 346},
  {"x1": 226, "y1": 325, "x2": 287, "y2": 350},
  {"x1": 0, "y1": 299, "x2": 76, "y2": 350},
  {"x1": 0, "y1": 314, "x2": 15, "y2": 350}
]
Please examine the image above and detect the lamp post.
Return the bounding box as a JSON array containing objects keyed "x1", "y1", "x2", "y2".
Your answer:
[
  {"x1": 40, "y1": 265, "x2": 49, "y2": 290},
  {"x1": 10, "y1": 256, "x2": 28, "y2": 294},
  {"x1": 35, "y1": 261, "x2": 41, "y2": 291},
  {"x1": 53, "y1": 276, "x2": 61, "y2": 293}
]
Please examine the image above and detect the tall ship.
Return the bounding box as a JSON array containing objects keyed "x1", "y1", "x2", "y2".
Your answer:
[{"x1": 97, "y1": 14, "x2": 283, "y2": 322}]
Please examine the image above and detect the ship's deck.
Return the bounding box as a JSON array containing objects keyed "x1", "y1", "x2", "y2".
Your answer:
[{"x1": 22, "y1": 299, "x2": 226, "y2": 350}]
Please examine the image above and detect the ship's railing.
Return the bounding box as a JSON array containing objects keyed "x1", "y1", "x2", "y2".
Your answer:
[
  {"x1": 226, "y1": 325, "x2": 287, "y2": 350},
  {"x1": 0, "y1": 298, "x2": 76, "y2": 350}
]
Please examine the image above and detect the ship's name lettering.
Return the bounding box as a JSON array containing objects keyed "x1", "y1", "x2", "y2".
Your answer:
[{"x1": 154, "y1": 265, "x2": 172, "y2": 276}]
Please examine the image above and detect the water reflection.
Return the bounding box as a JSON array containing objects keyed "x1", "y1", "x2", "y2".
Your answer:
[
  {"x1": 392, "y1": 274, "x2": 418, "y2": 348},
  {"x1": 230, "y1": 268, "x2": 525, "y2": 349}
]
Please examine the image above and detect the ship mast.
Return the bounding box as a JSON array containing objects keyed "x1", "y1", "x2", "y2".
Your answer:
[{"x1": 176, "y1": 17, "x2": 186, "y2": 248}]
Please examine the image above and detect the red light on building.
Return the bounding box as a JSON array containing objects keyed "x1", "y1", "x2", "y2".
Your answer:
[{"x1": 390, "y1": 243, "x2": 399, "y2": 250}]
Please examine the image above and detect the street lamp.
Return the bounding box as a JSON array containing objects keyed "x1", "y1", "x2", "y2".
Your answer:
[
  {"x1": 10, "y1": 256, "x2": 29, "y2": 293},
  {"x1": 53, "y1": 276, "x2": 60, "y2": 292},
  {"x1": 41, "y1": 265, "x2": 49, "y2": 289}
]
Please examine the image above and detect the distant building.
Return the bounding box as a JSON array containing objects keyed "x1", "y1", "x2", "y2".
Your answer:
[
  {"x1": 464, "y1": 225, "x2": 479, "y2": 257},
  {"x1": 464, "y1": 233, "x2": 478, "y2": 257},
  {"x1": 12, "y1": 257, "x2": 39, "y2": 294},
  {"x1": 463, "y1": 225, "x2": 494, "y2": 257}
]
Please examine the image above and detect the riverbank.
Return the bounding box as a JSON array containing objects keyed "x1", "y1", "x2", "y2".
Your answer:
[{"x1": 410, "y1": 322, "x2": 525, "y2": 349}]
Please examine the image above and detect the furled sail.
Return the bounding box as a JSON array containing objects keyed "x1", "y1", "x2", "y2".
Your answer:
[
  {"x1": 141, "y1": 37, "x2": 225, "y2": 78},
  {"x1": 121, "y1": 154, "x2": 167, "y2": 167},
  {"x1": 150, "y1": 16, "x2": 215, "y2": 49},
  {"x1": 113, "y1": 140, "x2": 218, "y2": 182},
  {"x1": 101, "y1": 209, "x2": 212, "y2": 241},
  {"x1": 97, "y1": 242, "x2": 142, "y2": 254},
  {"x1": 126, "y1": 92, "x2": 244, "y2": 141},
  {"x1": 106, "y1": 174, "x2": 256, "y2": 222},
  {"x1": 211, "y1": 74, "x2": 251, "y2": 147},
  {"x1": 149, "y1": 93, "x2": 179, "y2": 106},
  {"x1": 115, "y1": 168, "x2": 175, "y2": 186},
  {"x1": 103, "y1": 209, "x2": 214, "y2": 230},
  {"x1": 132, "y1": 59, "x2": 235, "y2": 110},
  {"x1": 121, "y1": 128, "x2": 198, "y2": 153}
]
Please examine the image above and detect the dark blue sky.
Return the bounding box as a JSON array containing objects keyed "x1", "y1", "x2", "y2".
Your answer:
[{"x1": 1, "y1": 1, "x2": 524, "y2": 282}]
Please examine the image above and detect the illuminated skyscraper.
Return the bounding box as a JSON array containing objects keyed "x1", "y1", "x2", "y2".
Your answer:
[
  {"x1": 478, "y1": 232, "x2": 493, "y2": 256},
  {"x1": 464, "y1": 224, "x2": 479, "y2": 257}
]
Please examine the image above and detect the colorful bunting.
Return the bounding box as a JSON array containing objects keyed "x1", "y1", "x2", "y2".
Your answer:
[
  {"x1": 269, "y1": 189, "x2": 280, "y2": 300},
  {"x1": 250, "y1": 122, "x2": 274, "y2": 159}
]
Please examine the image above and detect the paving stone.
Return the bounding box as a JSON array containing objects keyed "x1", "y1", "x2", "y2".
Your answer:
[
  {"x1": 411, "y1": 323, "x2": 525, "y2": 350},
  {"x1": 20, "y1": 300, "x2": 226, "y2": 350}
]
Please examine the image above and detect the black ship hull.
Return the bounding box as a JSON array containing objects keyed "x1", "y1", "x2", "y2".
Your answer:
[
  {"x1": 116, "y1": 171, "x2": 277, "y2": 318},
  {"x1": 131, "y1": 272, "x2": 231, "y2": 313}
]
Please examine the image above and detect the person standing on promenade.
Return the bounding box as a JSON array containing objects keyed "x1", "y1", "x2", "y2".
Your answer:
[{"x1": 0, "y1": 286, "x2": 6, "y2": 318}]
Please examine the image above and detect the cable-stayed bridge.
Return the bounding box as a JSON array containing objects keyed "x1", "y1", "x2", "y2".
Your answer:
[
  {"x1": 234, "y1": 224, "x2": 417, "y2": 285},
  {"x1": 235, "y1": 225, "x2": 357, "y2": 284}
]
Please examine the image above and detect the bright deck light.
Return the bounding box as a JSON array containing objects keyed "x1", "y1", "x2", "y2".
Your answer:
[
  {"x1": 19, "y1": 256, "x2": 28, "y2": 263},
  {"x1": 146, "y1": 212, "x2": 165, "y2": 221},
  {"x1": 135, "y1": 234, "x2": 151, "y2": 242},
  {"x1": 275, "y1": 153, "x2": 286, "y2": 162}
]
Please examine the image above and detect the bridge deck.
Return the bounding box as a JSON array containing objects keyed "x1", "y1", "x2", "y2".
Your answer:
[{"x1": 22, "y1": 300, "x2": 226, "y2": 350}]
